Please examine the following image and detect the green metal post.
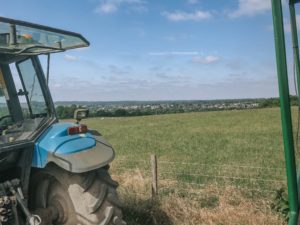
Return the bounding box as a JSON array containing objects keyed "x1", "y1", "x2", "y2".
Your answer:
[
  {"x1": 289, "y1": 3, "x2": 300, "y2": 106},
  {"x1": 272, "y1": 1, "x2": 299, "y2": 224},
  {"x1": 289, "y1": 2, "x2": 300, "y2": 205}
]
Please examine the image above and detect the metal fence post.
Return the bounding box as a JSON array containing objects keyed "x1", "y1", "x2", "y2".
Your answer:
[{"x1": 271, "y1": 0, "x2": 299, "y2": 224}]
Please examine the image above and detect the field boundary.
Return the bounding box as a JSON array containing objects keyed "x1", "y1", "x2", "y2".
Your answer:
[{"x1": 112, "y1": 155, "x2": 287, "y2": 198}]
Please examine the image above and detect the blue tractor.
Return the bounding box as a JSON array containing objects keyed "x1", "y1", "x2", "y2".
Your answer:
[{"x1": 0, "y1": 17, "x2": 126, "y2": 225}]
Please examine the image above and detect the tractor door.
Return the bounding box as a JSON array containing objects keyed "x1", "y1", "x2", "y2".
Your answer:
[{"x1": 0, "y1": 56, "x2": 54, "y2": 146}]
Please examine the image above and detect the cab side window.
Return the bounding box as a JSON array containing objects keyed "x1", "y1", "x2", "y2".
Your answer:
[{"x1": 17, "y1": 58, "x2": 48, "y2": 117}]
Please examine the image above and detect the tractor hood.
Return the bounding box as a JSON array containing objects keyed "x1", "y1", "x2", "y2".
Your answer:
[{"x1": 0, "y1": 17, "x2": 89, "y2": 55}]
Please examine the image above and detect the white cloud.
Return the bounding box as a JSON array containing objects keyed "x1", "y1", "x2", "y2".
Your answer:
[
  {"x1": 95, "y1": 0, "x2": 147, "y2": 14},
  {"x1": 148, "y1": 52, "x2": 220, "y2": 66},
  {"x1": 64, "y1": 54, "x2": 79, "y2": 61},
  {"x1": 192, "y1": 55, "x2": 220, "y2": 64},
  {"x1": 148, "y1": 51, "x2": 199, "y2": 56},
  {"x1": 230, "y1": 0, "x2": 271, "y2": 18},
  {"x1": 97, "y1": 2, "x2": 118, "y2": 13},
  {"x1": 162, "y1": 10, "x2": 212, "y2": 22},
  {"x1": 163, "y1": 34, "x2": 195, "y2": 42}
]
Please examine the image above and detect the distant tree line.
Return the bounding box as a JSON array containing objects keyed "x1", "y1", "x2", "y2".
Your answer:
[
  {"x1": 92, "y1": 108, "x2": 186, "y2": 117},
  {"x1": 56, "y1": 105, "x2": 78, "y2": 119},
  {"x1": 259, "y1": 96, "x2": 298, "y2": 108},
  {"x1": 55, "y1": 96, "x2": 300, "y2": 119},
  {"x1": 55, "y1": 104, "x2": 186, "y2": 119}
]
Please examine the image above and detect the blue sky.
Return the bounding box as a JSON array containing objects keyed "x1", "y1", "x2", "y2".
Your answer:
[{"x1": 0, "y1": 0, "x2": 297, "y2": 101}]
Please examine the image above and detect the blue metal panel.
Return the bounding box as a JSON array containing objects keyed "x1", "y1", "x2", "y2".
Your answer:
[{"x1": 32, "y1": 122, "x2": 96, "y2": 168}]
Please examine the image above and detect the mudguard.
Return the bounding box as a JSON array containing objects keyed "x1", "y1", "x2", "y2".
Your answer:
[{"x1": 32, "y1": 123, "x2": 115, "y2": 173}]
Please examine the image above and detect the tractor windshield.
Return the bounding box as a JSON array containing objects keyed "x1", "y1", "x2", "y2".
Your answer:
[
  {"x1": 0, "y1": 57, "x2": 51, "y2": 146},
  {"x1": 0, "y1": 17, "x2": 89, "y2": 55}
]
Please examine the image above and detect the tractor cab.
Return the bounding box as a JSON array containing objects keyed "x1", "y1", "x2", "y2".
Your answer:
[
  {"x1": 0, "y1": 17, "x2": 125, "y2": 225},
  {"x1": 0, "y1": 17, "x2": 89, "y2": 147}
]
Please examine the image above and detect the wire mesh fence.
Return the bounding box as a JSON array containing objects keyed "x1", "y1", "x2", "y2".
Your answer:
[{"x1": 111, "y1": 156, "x2": 287, "y2": 200}]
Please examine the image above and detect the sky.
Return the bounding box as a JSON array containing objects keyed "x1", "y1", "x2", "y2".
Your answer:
[{"x1": 0, "y1": 0, "x2": 298, "y2": 101}]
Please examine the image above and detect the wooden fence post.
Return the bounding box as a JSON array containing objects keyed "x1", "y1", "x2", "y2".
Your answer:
[{"x1": 151, "y1": 154, "x2": 158, "y2": 197}]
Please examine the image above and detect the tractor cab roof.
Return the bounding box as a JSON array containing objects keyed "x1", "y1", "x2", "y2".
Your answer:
[{"x1": 0, "y1": 17, "x2": 89, "y2": 56}]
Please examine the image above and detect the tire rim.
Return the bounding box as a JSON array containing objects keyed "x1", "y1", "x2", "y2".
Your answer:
[{"x1": 33, "y1": 175, "x2": 76, "y2": 225}]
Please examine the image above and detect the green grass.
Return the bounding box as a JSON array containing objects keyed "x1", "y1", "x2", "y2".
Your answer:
[{"x1": 83, "y1": 108, "x2": 296, "y2": 193}]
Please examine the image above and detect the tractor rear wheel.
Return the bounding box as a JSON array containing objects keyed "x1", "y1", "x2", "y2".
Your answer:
[{"x1": 29, "y1": 164, "x2": 126, "y2": 225}]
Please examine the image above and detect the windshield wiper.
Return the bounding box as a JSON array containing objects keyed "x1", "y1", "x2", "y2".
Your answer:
[{"x1": 0, "y1": 44, "x2": 64, "y2": 55}]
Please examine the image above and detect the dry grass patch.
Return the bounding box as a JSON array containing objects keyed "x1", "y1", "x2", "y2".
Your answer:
[
  {"x1": 162, "y1": 186, "x2": 284, "y2": 225},
  {"x1": 113, "y1": 170, "x2": 285, "y2": 225}
]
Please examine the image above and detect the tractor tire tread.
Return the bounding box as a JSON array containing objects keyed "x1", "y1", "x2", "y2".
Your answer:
[{"x1": 30, "y1": 164, "x2": 126, "y2": 225}]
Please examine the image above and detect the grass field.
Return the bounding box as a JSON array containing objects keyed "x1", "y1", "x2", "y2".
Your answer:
[
  {"x1": 85, "y1": 107, "x2": 287, "y2": 166},
  {"x1": 82, "y1": 107, "x2": 293, "y2": 224},
  {"x1": 85, "y1": 108, "x2": 289, "y2": 189}
]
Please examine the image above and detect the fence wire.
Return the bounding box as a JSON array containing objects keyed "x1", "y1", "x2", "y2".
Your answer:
[{"x1": 111, "y1": 157, "x2": 287, "y2": 199}]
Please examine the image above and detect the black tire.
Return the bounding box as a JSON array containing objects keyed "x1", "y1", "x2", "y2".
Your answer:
[{"x1": 29, "y1": 164, "x2": 126, "y2": 225}]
